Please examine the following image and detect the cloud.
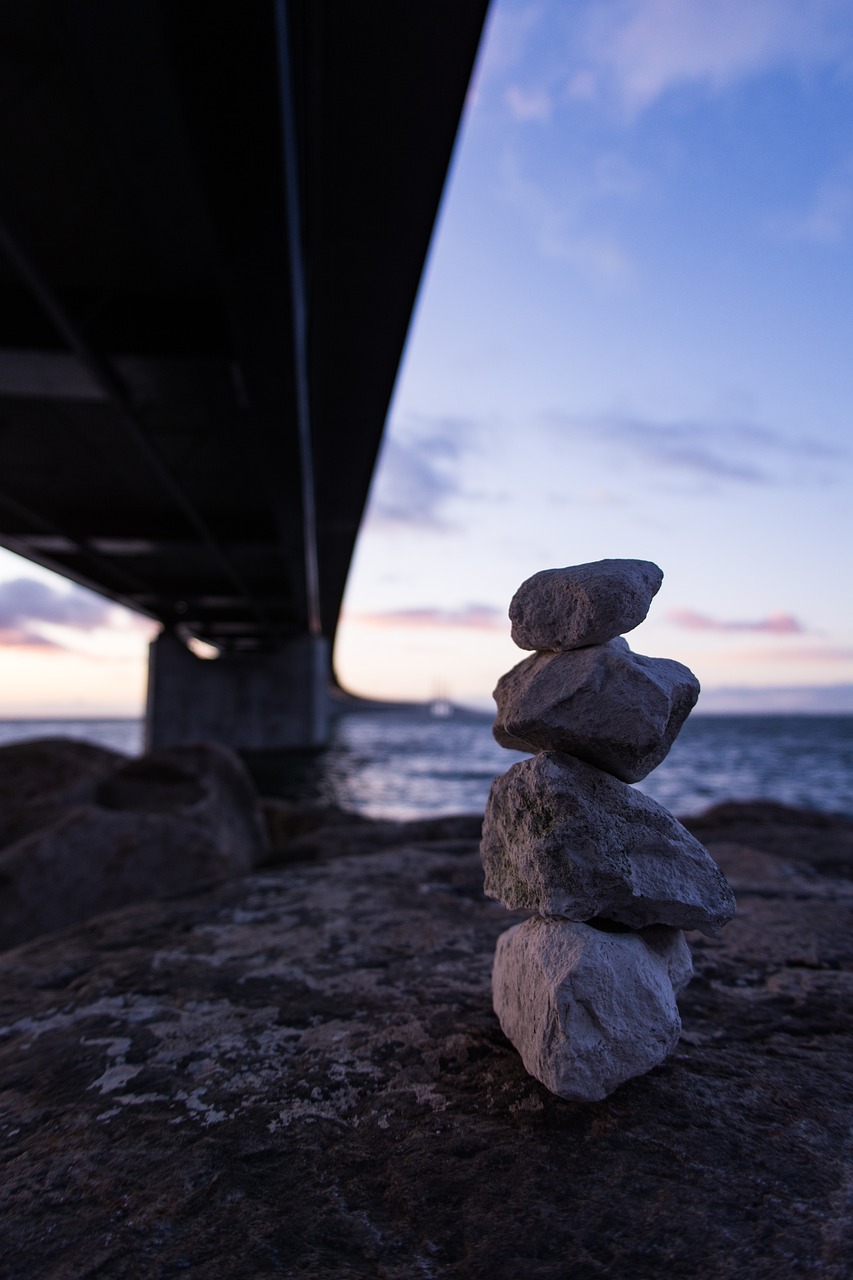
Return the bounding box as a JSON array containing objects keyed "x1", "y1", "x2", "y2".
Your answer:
[
  {"x1": 505, "y1": 85, "x2": 553, "y2": 122},
  {"x1": 768, "y1": 155, "x2": 853, "y2": 245},
  {"x1": 717, "y1": 645, "x2": 853, "y2": 663},
  {"x1": 0, "y1": 626, "x2": 61, "y2": 649},
  {"x1": 500, "y1": 149, "x2": 634, "y2": 282},
  {"x1": 366, "y1": 419, "x2": 476, "y2": 530},
  {"x1": 543, "y1": 410, "x2": 847, "y2": 488},
  {"x1": 0, "y1": 577, "x2": 116, "y2": 648},
  {"x1": 571, "y1": 0, "x2": 853, "y2": 117},
  {"x1": 476, "y1": 3, "x2": 544, "y2": 83},
  {"x1": 607, "y1": 418, "x2": 767, "y2": 481},
  {"x1": 349, "y1": 604, "x2": 506, "y2": 631},
  {"x1": 667, "y1": 609, "x2": 805, "y2": 634}
]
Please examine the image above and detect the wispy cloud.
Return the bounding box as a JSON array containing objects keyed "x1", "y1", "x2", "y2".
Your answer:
[
  {"x1": 500, "y1": 149, "x2": 635, "y2": 282},
  {"x1": 717, "y1": 644, "x2": 853, "y2": 663},
  {"x1": 505, "y1": 84, "x2": 552, "y2": 122},
  {"x1": 543, "y1": 410, "x2": 847, "y2": 488},
  {"x1": 667, "y1": 609, "x2": 805, "y2": 634},
  {"x1": 349, "y1": 604, "x2": 505, "y2": 631},
  {"x1": 0, "y1": 578, "x2": 153, "y2": 650},
  {"x1": 476, "y1": 3, "x2": 545, "y2": 83},
  {"x1": 570, "y1": 0, "x2": 853, "y2": 117},
  {"x1": 768, "y1": 155, "x2": 853, "y2": 246},
  {"x1": 366, "y1": 418, "x2": 477, "y2": 530},
  {"x1": 0, "y1": 578, "x2": 115, "y2": 648},
  {"x1": 605, "y1": 417, "x2": 766, "y2": 482},
  {"x1": 0, "y1": 627, "x2": 60, "y2": 649}
]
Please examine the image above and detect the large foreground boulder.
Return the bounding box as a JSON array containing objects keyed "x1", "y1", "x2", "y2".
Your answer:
[
  {"x1": 0, "y1": 736, "x2": 128, "y2": 848},
  {"x1": 0, "y1": 742, "x2": 267, "y2": 950},
  {"x1": 0, "y1": 805, "x2": 851, "y2": 1278},
  {"x1": 481, "y1": 751, "x2": 736, "y2": 933}
]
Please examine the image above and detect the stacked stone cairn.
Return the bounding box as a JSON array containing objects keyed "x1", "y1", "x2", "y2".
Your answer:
[{"x1": 481, "y1": 559, "x2": 736, "y2": 1102}]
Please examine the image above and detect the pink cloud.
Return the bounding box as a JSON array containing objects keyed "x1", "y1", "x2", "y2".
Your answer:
[
  {"x1": 716, "y1": 645, "x2": 853, "y2": 664},
  {"x1": 349, "y1": 605, "x2": 505, "y2": 631},
  {"x1": 667, "y1": 609, "x2": 805, "y2": 634},
  {"x1": 0, "y1": 626, "x2": 62, "y2": 650},
  {"x1": 0, "y1": 577, "x2": 155, "y2": 650}
]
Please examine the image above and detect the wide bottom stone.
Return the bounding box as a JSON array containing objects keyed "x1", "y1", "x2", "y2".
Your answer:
[{"x1": 493, "y1": 916, "x2": 692, "y2": 1101}]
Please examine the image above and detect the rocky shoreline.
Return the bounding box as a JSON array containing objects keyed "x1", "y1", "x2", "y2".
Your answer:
[{"x1": 1, "y1": 739, "x2": 852, "y2": 1277}]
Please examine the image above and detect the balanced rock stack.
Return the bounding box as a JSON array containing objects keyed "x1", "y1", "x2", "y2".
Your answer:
[{"x1": 481, "y1": 559, "x2": 736, "y2": 1102}]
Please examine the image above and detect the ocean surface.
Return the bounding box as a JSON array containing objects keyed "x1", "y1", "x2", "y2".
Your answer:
[{"x1": 0, "y1": 710, "x2": 851, "y2": 821}]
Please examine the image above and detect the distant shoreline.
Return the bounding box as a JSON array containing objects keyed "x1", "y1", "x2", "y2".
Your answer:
[{"x1": 2, "y1": 708, "x2": 853, "y2": 722}]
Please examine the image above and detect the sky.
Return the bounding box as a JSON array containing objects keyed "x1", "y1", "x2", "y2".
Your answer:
[{"x1": 2, "y1": 0, "x2": 853, "y2": 716}]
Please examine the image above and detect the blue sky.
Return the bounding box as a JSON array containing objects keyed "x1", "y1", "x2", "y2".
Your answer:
[
  {"x1": 337, "y1": 0, "x2": 853, "y2": 710},
  {"x1": 2, "y1": 0, "x2": 852, "y2": 715}
]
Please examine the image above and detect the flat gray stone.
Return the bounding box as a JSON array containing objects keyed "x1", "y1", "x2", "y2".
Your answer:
[
  {"x1": 0, "y1": 742, "x2": 267, "y2": 950},
  {"x1": 509, "y1": 558, "x2": 663, "y2": 651},
  {"x1": 481, "y1": 752, "x2": 736, "y2": 934},
  {"x1": 492, "y1": 638, "x2": 700, "y2": 781},
  {"x1": 492, "y1": 916, "x2": 690, "y2": 1101}
]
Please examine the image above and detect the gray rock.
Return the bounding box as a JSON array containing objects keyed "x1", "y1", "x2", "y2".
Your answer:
[
  {"x1": 481, "y1": 752, "x2": 736, "y2": 934},
  {"x1": 0, "y1": 742, "x2": 267, "y2": 950},
  {"x1": 0, "y1": 737, "x2": 128, "y2": 849},
  {"x1": 492, "y1": 639, "x2": 700, "y2": 781},
  {"x1": 509, "y1": 558, "x2": 663, "y2": 651},
  {"x1": 643, "y1": 921, "x2": 695, "y2": 994},
  {"x1": 0, "y1": 807, "x2": 851, "y2": 1277},
  {"x1": 492, "y1": 916, "x2": 690, "y2": 1101}
]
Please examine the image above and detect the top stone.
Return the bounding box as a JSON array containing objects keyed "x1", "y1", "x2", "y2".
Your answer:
[{"x1": 509, "y1": 559, "x2": 664, "y2": 651}]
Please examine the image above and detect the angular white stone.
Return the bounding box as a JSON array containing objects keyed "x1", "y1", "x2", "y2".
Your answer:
[
  {"x1": 492, "y1": 916, "x2": 690, "y2": 1101},
  {"x1": 481, "y1": 752, "x2": 736, "y2": 935},
  {"x1": 509, "y1": 559, "x2": 663, "y2": 651},
  {"x1": 492, "y1": 639, "x2": 700, "y2": 781}
]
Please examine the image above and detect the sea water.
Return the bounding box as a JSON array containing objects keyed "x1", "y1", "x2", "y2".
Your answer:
[{"x1": 1, "y1": 710, "x2": 850, "y2": 820}]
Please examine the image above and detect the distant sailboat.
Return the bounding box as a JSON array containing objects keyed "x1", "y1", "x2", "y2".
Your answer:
[{"x1": 429, "y1": 682, "x2": 454, "y2": 718}]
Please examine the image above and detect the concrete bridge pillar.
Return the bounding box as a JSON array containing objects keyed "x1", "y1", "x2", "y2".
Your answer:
[{"x1": 145, "y1": 631, "x2": 329, "y2": 751}]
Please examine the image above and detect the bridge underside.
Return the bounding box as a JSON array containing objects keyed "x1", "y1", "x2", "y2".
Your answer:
[{"x1": 0, "y1": 1, "x2": 488, "y2": 745}]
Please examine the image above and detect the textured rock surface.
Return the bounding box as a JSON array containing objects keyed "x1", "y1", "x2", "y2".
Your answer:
[
  {"x1": 509, "y1": 558, "x2": 663, "y2": 651},
  {"x1": 492, "y1": 918, "x2": 691, "y2": 1100},
  {"x1": 0, "y1": 804, "x2": 851, "y2": 1279},
  {"x1": 0, "y1": 742, "x2": 267, "y2": 950},
  {"x1": 492, "y1": 639, "x2": 700, "y2": 780},
  {"x1": 262, "y1": 801, "x2": 483, "y2": 864},
  {"x1": 683, "y1": 800, "x2": 853, "y2": 880},
  {"x1": 481, "y1": 752, "x2": 736, "y2": 933}
]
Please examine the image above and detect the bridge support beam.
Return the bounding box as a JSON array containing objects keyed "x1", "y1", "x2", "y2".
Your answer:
[{"x1": 145, "y1": 631, "x2": 329, "y2": 751}]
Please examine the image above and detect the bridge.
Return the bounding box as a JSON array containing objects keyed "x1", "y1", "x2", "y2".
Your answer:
[{"x1": 0, "y1": 0, "x2": 489, "y2": 748}]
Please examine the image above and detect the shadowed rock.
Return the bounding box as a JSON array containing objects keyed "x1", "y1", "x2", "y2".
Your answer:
[
  {"x1": 492, "y1": 638, "x2": 700, "y2": 780},
  {"x1": 0, "y1": 737, "x2": 128, "y2": 849},
  {"x1": 0, "y1": 742, "x2": 267, "y2": 951},
  {"x1": 481, "y1": 752, "x2": 736, "y2": 934},
  {"x1": 492, "y1": 917, "x2": 692, "y2": 1101},
  {"x1": 509, "y1": 558, "x2": 663, "y2": 651},
  {"x1": 262, "y1": 801, "x2": 483, "y2": 863},
  {"x1": 682, "y1": 800, "x2": 853, "y2": 880}
]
